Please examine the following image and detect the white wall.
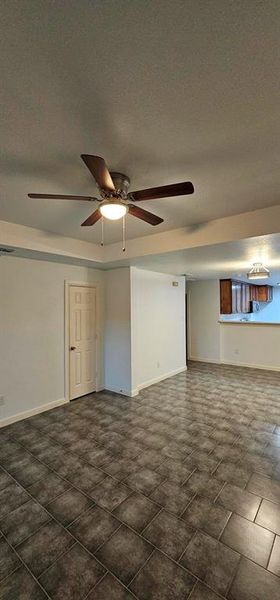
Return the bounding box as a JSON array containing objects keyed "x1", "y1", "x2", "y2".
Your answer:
[
  {"x1": 104, "y1": 268, "x2": 132, "y2": 395},
  {"x1": 187, "y1": 279, "x2": 280, "y2": 371},
  {"x1": 131, "y1": 268, "x2": 186, "y2": 392},
  {"x1": 0, "y1": 256, "x2": 104, "y2": 424},
  {"x1": 187, "y1": 280, "x2": 220, "y2": 362},
  {"x1": 220, "y1": 323, "x2": 280, "y2": 370}
]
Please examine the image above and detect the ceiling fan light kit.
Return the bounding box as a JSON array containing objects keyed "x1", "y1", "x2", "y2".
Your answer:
[
  {"x1": 247, "y1": 262, "x2": 270, "y2": 280},
  {"x1": 28, "y1": 154, "x2": 194, "y2": 249},
  {"x1": 99, "y1": 200, "x2": 127, "y2": 220}
]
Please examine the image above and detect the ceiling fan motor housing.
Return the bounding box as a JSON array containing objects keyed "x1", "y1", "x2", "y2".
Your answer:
[{"x1": 109, "y1": 172, "x2": 130, "y2": 198}]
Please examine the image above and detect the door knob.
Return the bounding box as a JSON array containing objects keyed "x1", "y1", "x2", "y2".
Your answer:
[{"x1": 70, "y1": 346, "x2": 76, "y2": 351}]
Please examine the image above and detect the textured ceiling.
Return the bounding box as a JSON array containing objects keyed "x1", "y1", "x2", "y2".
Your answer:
[
  {"x1": 1, "y1": 0, "x2": 280, "y2": 243},
  {"x1": 117, "y1": 233, "x2": 280, "y2": 285}
]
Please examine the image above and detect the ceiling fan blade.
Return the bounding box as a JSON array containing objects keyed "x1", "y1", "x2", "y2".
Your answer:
[
  {"x1": 81, "y1": 209, "x2": 102, "y2": 227},
  {"x1": 81, "y1": 154, "x2": 115, "y2": 192},
  {"x1": 129, "y1": 181, "x2": 194, "y2": 202},
  {"x1": 128, "y1": 204, "x2": 163, "y2": 226},
  {"x1": 28, "y1": 193, "x2": 98, "y2": 201}
]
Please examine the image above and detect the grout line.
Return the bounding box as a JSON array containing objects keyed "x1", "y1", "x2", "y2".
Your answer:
[
  {"x1": 83, "y1": 570, "x2": 109, "y2": 600},
  {"x1": 217, "y1": 511, "x2": 233, "y2": 542},
  {"x1": 225, "y1": 552, "x2": 243, "y2": 598},
  {"x1": 253, "y1": 497, "x2": 263, "y2": 523},
  {"x1": 0, "y1": 529, "x2": 53, "y2": 600},
  {"x1": 266, "y1": 533, "x2": 276, "y2": 570},
  {"x1": 2, "y1": 379, "x2": 280, "y2": 600},
  {"x1": 140, "y1": 506, "x2": 164, "y2": 536},
  {"x1": 127, "y1": 547, "x2": 156, "y2": 588}
]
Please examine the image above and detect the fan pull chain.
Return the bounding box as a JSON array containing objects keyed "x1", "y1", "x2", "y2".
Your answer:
[
  {"x1": 101, "y1": 217, "x2": 104, "y2": 246},
  {"x1": 122, "y1": 214, "x2": 126, "y2": 252}
]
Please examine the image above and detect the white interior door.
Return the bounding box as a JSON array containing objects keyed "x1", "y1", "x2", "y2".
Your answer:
[{"x1": 69, "y1": 285, "x2": 96, "y2": 400}]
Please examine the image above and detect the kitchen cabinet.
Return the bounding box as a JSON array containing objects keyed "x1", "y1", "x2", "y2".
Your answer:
[
  {"x1": 253, "y1": 285, "x2": 273, "y2": 302},
  {"x1": 220, "y1": 280, "x2": 273, "y2": 314},
  {"x1": 220, "y1": 279, "x2": 251, "y2": 314}
]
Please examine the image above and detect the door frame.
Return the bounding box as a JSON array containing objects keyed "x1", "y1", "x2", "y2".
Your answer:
[{"x1": 64, "y1": 281, "x2": 102, "y2": 402}]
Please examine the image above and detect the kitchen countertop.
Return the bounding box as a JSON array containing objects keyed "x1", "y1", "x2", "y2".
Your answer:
[{"x1": 219, "y1": 320, "x2": 280, "y2": 325}]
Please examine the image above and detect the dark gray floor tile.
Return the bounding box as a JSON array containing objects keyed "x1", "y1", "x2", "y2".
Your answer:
[
  {"x1": 17, "y1": 520, "x2": 74, "y2": 577},
  {"x1": 161, "y1": 443, "x2": 187, "y2": 461},
  {"x1": 0, "y1": 537, "x2": 21, "y2": 582},
  {"x1": 46, "y1": 487, "x2": 92, "y2": 526},
  {"x1": 143, "y1": 509, "x2": 194, "y2": 560},
  {"x1": 181, "y1": 496, "x2": 230, "y2": 538},
  {"x1": 114, "y1": 492, "x2": 160, "y2": 532},
  {"x1": 135, "y1": 449, "x2": 166, "y2": 469},
  {"x1": 215, "y1": 462, "x2": 251, "y2": 488},
  {"x1": 180, "y1": 531, "x2": 240, "y2": 596},
  {"x1": 0, "y1": 565, "x2": 47, "y2": 599},
  {"x1": 151, "y1": 480, "x2": 192, "y2": 515},
  {"x1": 0, "y1": 470, "x2": 13, "y2": 492},
  {"x1": 255, "y1": 499, "x2": 280, "y2": 535},
  {"x1": 216, "y1": 483, "x2": 261, "y2": 520},
  {"x1": 212, "y1": 444, "x2": 244, "y2": 463},
  {"x1": 190, "y1": 581, "x2": 223, "y2": 599},
  {"x1": 0, "y1": 500, "x2": 50, "y2": 547},
  {"x1": 221, "y1": 513, "x2": 274, "y2": 567},
  {"x1": 2, "y1": 363, "x2": 280, "y2": 599},
  {"x1": 69, "y1": 505, "x2": 119, "y2": 552},
  {"x1": 90, "y1": 476, "x2": 132, "y2": 511},
  {"x1": 185, "y1": 451, "x2": 219, "y2": 474},
  {"x1": 242, "y1": 453, "x2": 274, "y2": 477},
  {"x1": 0, "y1": 483, "x2": 30, "y2": 519},
  {"x1": 1, "y1": 451, "x2": 34, "y2": 474},
  {"x1": 183, "y1": 471, "x2": 224, "y2": 501},
  {"x1": 268, "y1": 535, "x2": 280, "y2": 577},
  {"x1": 65, "y1": 437, "x2": 96, "y2": 455},
  {"x1": 157, "y1": 459, "x2": 192, "y2": 484},
  {"x1": 12, "y1": 461, "x2": 50, "y2": 488},
  {"x1": 39, "y1": 543, "x2": 105, "y2": 599},
  {"x1": 27, "y1": 472, "x2": 71, "y2": 505},
  {"x1": 34, "y1": 443, "x2": 62, "y2": 465},
  {"x1": 96, "y1": 524, "x2": 153, "y2": 585},
  {"x1": 130, "y1": 549, "x2": 196, "y2": 600},
  {"x1": 82, "y1": 447, "x2": 114, "y2": 467},
  {"x1": 88, "y1": 572, "x2": 135, "y2": 599},
  {"x1": 228, "y1": 557, "x2": 280, "y2": 600},
  {"x1": 104, "y1": 458, "x2": 140, "y2": 481},
  {"x1": 0, "y1": 440, "x2": 21, "y2": 460},
  {"x1": 66, "y1": 462, "x2": 105, "y2": 492},
  {"x1": 246, "y1": 473, "x2": 280, "y2": 504},
  {"x1": 125, "y1": 468, "x2": 164, "y2": 495},
  {"x1": 48, "y1": 453, "x2": 84, "y2": 478}
]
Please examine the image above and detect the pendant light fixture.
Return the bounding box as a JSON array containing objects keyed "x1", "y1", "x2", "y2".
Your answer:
[{"x1": 247, "y1": 262, "x2": 270, "y2": 280}]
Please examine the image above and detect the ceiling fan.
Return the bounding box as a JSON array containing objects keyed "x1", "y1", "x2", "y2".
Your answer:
[{"x1": 28, "y1": 155, "x2": 195, "y2": 227}]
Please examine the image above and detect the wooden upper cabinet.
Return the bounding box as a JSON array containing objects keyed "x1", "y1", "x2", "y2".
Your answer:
[
  {"x1": 220, "y1": 279, "x2": 272, "y2": 314},
  {"x1": 220, "y1": 279, "x2": 232, "y2": 314},
  {"x1": 254, "y1": 285, "x2": 273, "y2": 302}
]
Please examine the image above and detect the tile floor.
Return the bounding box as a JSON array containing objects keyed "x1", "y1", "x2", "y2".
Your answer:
[{"x1": 0, "y1": 361, "x2": 280, "y2": 599}]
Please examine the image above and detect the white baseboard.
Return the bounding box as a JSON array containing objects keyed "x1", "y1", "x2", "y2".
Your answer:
[
  {"x1": 104, "y1": 386, "x2": 139, "y2": 398},
  {"x1": 0, "y1": 397, "x2": 69, "y2": 428},
  {"x1": 189, "y1": 357, "x2": 280, "y2": 372},
  {"x1": 136, "y1": 366, "x2": 187, "y2": 393},
  {"x1": 189, "y1": 356, "x2": 222, "y2": 364},
  {"x1": 220, "y1": 359, "x2": 280, "y2": 372}
]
